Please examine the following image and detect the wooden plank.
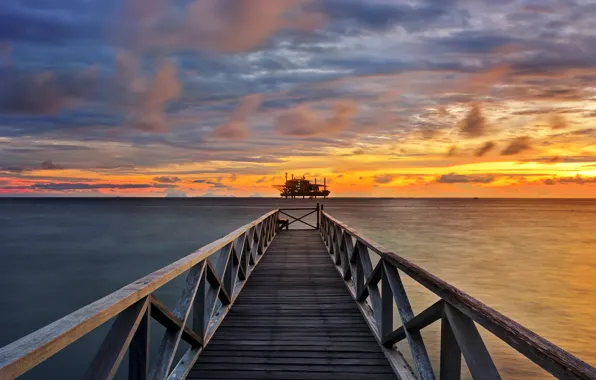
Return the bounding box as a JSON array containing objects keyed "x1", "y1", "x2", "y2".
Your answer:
[
  {"x1": 129, "y1": 301, "x2": 150, "y2": 380},
  {"x1": 444, "y1": 304, "x2": 501, "y2": 380},
  {"x1": 0, "y1": 210, "x2": 278, "y2": 379},
  {"x1": 383, "y1": 300, "x2": 444, "y2": 346},
  {"x1": 85, "y1": 297, "x2": 149, "y2": 380},
  {"x1": 322, "y1": 211, "x2": 596, "y2": 380},
  {"x1": 194, "y1": 230, "x2": 402, "y2": 379},
  {"x1": 383, "y1": 263, "x2": 435, "y2": 380},
  {"x1": 440, "y1": 312, "x2": 461, "y2": 380}
]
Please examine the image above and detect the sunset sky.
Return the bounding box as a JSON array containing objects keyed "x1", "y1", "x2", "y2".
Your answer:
[{"x1": 1, "y1": 0, "x2": 596, "y2": 197}]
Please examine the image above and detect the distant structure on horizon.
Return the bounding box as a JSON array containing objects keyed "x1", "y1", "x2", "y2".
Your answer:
[{"x1": 273, "y1": 173, "x2": 330, "y2": 199}]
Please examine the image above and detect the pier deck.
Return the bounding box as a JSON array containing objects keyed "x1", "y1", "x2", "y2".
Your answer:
[{"x1": 190, "y1": 230, "x2": 395, "y2": 379}]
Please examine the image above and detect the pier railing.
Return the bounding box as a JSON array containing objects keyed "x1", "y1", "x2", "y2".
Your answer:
[
  {"x1": 320, "y1": 210, "x2": 596, "y2": 380},
  {"x1": 0, "y1": 210, "x2": 279, "y2": 379}
]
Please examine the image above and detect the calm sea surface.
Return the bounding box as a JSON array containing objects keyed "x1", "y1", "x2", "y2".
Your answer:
[{"x1": 0, "y1": 198, "x2": 595, "y2": 379}]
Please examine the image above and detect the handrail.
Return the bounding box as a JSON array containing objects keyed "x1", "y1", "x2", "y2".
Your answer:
[
  {"x1": 320, "y1": 210, "x2": 596, "y2": 380},
  {"x1": 0, "y1": 209, "x2": 279, "y2": 379},
  {"x1": 277, "y1": 204, "x2": 320, "y2": 230}
]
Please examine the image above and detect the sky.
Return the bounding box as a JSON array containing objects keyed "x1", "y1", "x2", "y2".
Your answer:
[{"x1": 1, "y1": 0, "x2": 596, "y2": 197}]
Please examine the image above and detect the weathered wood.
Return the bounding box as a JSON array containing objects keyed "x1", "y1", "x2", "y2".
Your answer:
[
  {"x1": 444, "y1": 304, "x2": 501, "y2": 380},
  {"x1": 151, "y1": 297, "x2": 203, "y2": 347},
  {"x1": 283, "y1": 209, "x2": 318, "y2": 229},
  {"x1": 129, "y1": 301, "x2": 150, "y2": 380},
  {"x1": 168, "y1": 347, "x2": 202, "y2": 380},
  {"x1": 381, "y1": 266, "x2": 394, "y2": 338},
  {"x1": 440, "y1": 312, "x2": 461, "y2": 380},
  {"x1": 151, "y1": 256, "x2": 218, "y2": 379},
  {"x1": 322, "y1": 211, "x2": 596, "y2": 380},
  {"x1": 383, "y1": 300, "x2": 444, "y2": 347},
  {"x1": 0, "y1": 210, "x2": 278, "y2": 379},
  {"x1": 321, "y1": 231, "x2": 418, "y2": 379},
  {"x1": 357, "y1": 259, "x2": 382, "y2": 302},
  {"x1": 192, "y1": 230, "x2": 405, "y2": 380},
  {"x1": 205, "y1": 261, "x2": 231, "y2": 306},
  {"x1": 85, "y1": 297, "x2": 150, "y2": 380},
  {"x1": 383, "y1": 263, "x2": 435, "y2": 380}
]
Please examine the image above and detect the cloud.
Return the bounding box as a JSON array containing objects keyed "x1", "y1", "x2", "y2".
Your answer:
[
  {"x1": 0, "y1": 42, "x2": 11, "y2": 65},
  {"x1": 501, "y1": 136, "x2": 532, "y2": 156},
  {"x1": 0, "y1": 71, "x2": 77, "y2": 115},
  {"x1": 543, "y1": 175, "x2": 596, "y2": 185},
  {"x1": 40, "y1": 160, "x2": 64, "y2": 170},
  {"x1": 153, "y1": 176, "x2": 181, "y2": 183},
  {"x1": 117, "y1": 0, "x2": 324, "y2": 53},
  {"x1": 1, "y1": 161, "x2": 64, "y2": 173},
  {"x1": 318, "y1": 0, "x2": 454, "y2": 32},
  {"x1": 374, "y1": 174, "x2": 395, "y2": 184},
  {"x1": 229, "y1": 173, "x2": 238, "y2": 182},
  {"x1": 474, "y1": 141, "x2": 496, "y2": 157},
  {"x1": 165, "y1": 188, "x2": 187, "y2": 197},
  {"x1": 128, "y1": 60, "x2": 181, "y2": 132},
  {"x1": 549, "y1": 114, "x2": 568, "y2": 130},
  {"x1": 193, "y1": 178, "x2": 231, "y2": 190},
  {"x1": 274, "y1": 100, "x2": 357, "y2": 137},
  {"x1": 437, "y1": 173, "x2": 494, "y2": 184},
  {"x1": 0, "y1": 182, "x2": 165, "y2": 191},
  {"x1": 459, "y1": 104, "x2": 487, "y2": 138},
  {"x1": 446, "y1": 146, "x2": 458, "y2": 157},
  {"x1": 212, "y1": 94, "x2": 262, "y2": 140}
]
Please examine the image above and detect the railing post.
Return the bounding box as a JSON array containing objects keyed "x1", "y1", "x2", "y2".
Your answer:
[
  {"x1": 316, "y1": 203, "x2": 320, "y2": 230},
  {"x1": 440, "y1": 309, "x2": 461, "y2": 380}
]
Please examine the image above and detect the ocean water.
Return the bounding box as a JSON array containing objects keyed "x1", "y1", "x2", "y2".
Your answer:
[{"x1": 0, "y1": 198, "x2": 594, "y2": 379}]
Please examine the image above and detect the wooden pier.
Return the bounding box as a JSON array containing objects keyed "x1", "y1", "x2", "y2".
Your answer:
[{"x1": 0, "y1": 206, "x2": 595, "y2": 380}]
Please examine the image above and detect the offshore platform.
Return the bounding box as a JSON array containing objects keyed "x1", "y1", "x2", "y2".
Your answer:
[{"x1": 273, "y1": 173, "x2": 330, "y2": 199}]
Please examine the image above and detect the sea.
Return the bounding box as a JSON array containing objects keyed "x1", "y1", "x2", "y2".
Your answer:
[{"x1": 0, "y1": 198, "x2": 594, "y2": 379}]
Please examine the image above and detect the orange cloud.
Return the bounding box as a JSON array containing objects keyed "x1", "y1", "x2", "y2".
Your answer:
[
  {"x1": 128, "y1": 60, "x2": 181, "y2": 132},
  {"x1": 212, "y1": 94, "x2": 263, "y2": 140},
  {"x1": 274, "y1": 100, "x2": 357, "y2": 137},
  {"x1": 501, "y1": 136, "x2": 532, "y2": 156},
  {"x1": 119, "y1": 0, "x2": 324, "y2": 53},
  {"x1": 475, "y1": 141, "x2": 496, "y2": 157}
]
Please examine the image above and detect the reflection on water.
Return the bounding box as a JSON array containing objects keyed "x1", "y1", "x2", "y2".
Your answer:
[
  {"x1": 327, "y1": 198, "x2": 596, "y2": 378},
  {"x1": 0, "y1": 198, "x2": 594, "y2": 379}
]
